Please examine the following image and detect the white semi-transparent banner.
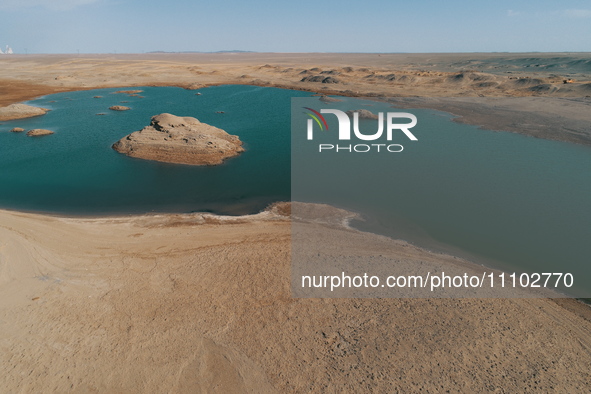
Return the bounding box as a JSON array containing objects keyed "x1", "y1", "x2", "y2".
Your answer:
[{"x1": 291, "y1": 96, "x2": 591, "y2": 298}]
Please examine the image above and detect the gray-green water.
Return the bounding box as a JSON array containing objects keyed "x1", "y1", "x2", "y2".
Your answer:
[{"x1": 292, "y1": 97, "x2": 591, "y2": 297}]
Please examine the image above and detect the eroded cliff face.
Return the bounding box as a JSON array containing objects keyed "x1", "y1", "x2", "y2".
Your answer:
[{"x1": 112, "y1": 113, "x2": 244, "y2": 166}]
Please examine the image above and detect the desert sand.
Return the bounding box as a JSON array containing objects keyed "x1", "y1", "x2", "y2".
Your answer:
[
  {"x1": 1, "y1": 53, "x2": 591, "y2": 392},
  {"x1": 1, "y1": 207, "x2": 591, "y2": 392},
  {"x1": 112, "y1": 113, "x2": 244, "y2": 166}
]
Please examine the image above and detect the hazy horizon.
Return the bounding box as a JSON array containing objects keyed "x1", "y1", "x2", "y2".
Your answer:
[
  {"x1": 4, "y1": 50, "x2": 591, "y2": 55},
  {"x1": 0, "y1": 0, "x2": 589, "y2": 54}
]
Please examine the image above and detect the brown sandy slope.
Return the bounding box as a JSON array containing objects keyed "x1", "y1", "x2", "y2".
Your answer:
[
  {"x1": 1, "y1": 209, "x2": 590, "y2": 392},
  {"x1": 1, "y1": 53, "x2": 591, "y2": 144}
]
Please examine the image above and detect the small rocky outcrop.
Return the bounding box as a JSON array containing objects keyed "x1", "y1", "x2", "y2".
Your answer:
[
  {"x1": 26, "y1": 129, "x2": 54, "y2": 137},
  {"x1": 109, "y1": 105, "x2": 131, "y2": 111},
  {"x1": 365, "y1": 73, "x2": 396, "y2": 81},
  {"x1": 346, "y1": 109, "x2": 379, "y2": 120},
  {"x1": 113, "y1": 90, "x2": 143, "y2": 95},
  {"x1": 319, "y1": 96, "x2": 342, "y2": 103},
  {"x1": 321, "y1": 77, "x2": 340, "y2": 84},
  {"x1": 301, "y1": 75, "x2": 324, "y2": 83},
  {"x1": 320, "y1": 70, "x2": 340, "y2": 75},
  {"x1": 0, "y1": 104, "x2": 49, "y2": 121},
  {"x1": 10, "y1": 127, "x2": 25, "y2": 132},
  {"x1": 112, "y1": 113, "x2": 244, "y2": 166},
  {"x1": 300, "y1": 75, "x2": 341, "y2": 84}
]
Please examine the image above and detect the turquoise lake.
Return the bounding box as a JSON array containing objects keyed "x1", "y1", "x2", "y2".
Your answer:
[
  {"x1": 0, "y1": 85, "x2": 308, "y2": 215},
  {"x1": 1, "y1": 85, "x2": 590, "y2": 297}
]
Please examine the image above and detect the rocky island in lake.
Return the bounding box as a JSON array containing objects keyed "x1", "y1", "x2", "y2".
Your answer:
[
  {"x1": 0, "y1": 104, "x2": 49, "y2": 121},
  {"x1": 26, "y1": 129, "x2": 54, "y2": 137},
  {"x1": 346, "y1": 109, "x2": 379, "y2": 119},
  {"x1": 109, "y1": 105, "x2": 130, "y2": 111},
  {"x1": 112, "y1": 113, "x2": 244, "y2": 166}
]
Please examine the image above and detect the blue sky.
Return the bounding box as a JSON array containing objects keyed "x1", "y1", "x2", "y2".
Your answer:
[{"x1": 0, "y1": 0, "x2": 589, "y2": 54}]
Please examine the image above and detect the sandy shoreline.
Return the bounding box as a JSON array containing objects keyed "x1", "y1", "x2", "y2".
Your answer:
[{"x1": 1, "y1": 53, "x2": 591, "y2": 391}]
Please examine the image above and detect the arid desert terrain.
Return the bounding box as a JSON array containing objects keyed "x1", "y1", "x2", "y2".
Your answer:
[{"x1": 1, "y1": 53, "x2": 591, "y2": 392}]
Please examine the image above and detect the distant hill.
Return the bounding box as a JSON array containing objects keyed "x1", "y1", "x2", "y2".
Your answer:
[{"x1": 147, "y1": 50, "x2": 255, "y2": 54}]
